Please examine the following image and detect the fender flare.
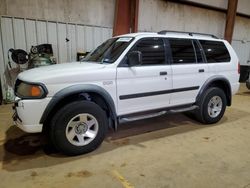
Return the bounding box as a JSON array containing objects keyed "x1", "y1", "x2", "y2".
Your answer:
[
  {"x1": 196, "y1": 76, "x2": 232, "y2": 106},
  {"x1": 40, "y1": 84, "x2": 117, "y2": 128}
]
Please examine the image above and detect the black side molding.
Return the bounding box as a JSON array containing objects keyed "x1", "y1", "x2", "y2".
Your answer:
[{"x1": 119, "y1": 86, "x2": 199, "y2": 100}]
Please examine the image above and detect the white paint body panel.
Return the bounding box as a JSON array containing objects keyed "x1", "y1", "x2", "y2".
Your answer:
[
  {"x1": 14, "y1": 32, "x2": 240, "y2": 133},
  {"x1": 117, "y1": 65, "x2": 172, "y2": 115},
  {"x1": 18, "y1": 62, "x2": 118, "y2": 108},
  {"x1": 171, "y1": 63, "x2": 209, "y2": 105},
  {"x1": 14, "y1": 97, "x2": 51, "y2": 133}
]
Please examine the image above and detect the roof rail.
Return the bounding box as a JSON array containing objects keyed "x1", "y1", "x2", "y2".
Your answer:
[{"x1": 157, "y1": 30, "x2": 218, "y2": 39}]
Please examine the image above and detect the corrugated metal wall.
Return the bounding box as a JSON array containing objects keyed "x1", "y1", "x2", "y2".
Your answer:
[
  {"x1": 0, "y1": 16, "x2": 113, "y2": 100},
  {"x1": 138, "y1": 0, "x2": 226, "y2": 37},
  {"x1": 232, "y1": 16, "x2": 250, "y2": 67},
  {"x1": 232, "y1": 40, "x2": 250, "y2": 66},
  {"x1": 138, "y1": 0, "x2": 250, "y2": 69}
]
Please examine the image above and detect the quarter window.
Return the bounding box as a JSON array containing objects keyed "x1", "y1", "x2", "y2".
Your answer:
[
  {"x1": 199, "y1": 40, "x2": 231, "y2": 63},
  {"x1": 131, "y1": 38, "x2": 166, "y2": 65},
  {"x1": 169, "y1": 39, "x2": 196, "y2": 64}
]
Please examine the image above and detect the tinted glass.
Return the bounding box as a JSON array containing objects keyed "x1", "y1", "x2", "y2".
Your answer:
[
  {"x1": 84, "y1": 37, "x2": 133, "y2": 63},
  {"x1": 199, "y1": 40, "x2": 230, "y2": 63},
  {"x1": 193, "y1": 40, "x2": 203, "y2": 63},
  {"x1": 169, "y1": 39, "x2": 196, "y2": 64},
  {"x1": 131, "y1": 38, "x2": 165, "y2": 65}
]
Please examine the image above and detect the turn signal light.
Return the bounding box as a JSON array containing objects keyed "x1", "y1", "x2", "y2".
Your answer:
[
  {"x1": 31, "y1": 86, "x2": 42, "y2": 97},
  {"x1": 16, "y1": 81, "x2": 46, "y2": 99}
]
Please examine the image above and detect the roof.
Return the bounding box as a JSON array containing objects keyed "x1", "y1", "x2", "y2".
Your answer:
[{"x1": 116, "y1": 31, "x2": 223, "y2": 41}]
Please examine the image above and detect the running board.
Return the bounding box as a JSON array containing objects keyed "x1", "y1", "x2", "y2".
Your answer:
[
  {"x1": 119, "y1": 111, "x2": 167, "y2": 123},
  {"x1": 119, "y1": 105, "x2": 198, "y2": 123},
  {"x1": 169, "y1": 105, "x2": 198, "y2": 113}
]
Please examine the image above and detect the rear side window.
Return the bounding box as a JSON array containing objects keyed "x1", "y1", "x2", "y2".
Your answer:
[
  {"x1": 199, "y1": 40, "x2": 231, "y2": 63},
  {"x1": 169, "y1": 39, "x2": 196, "y2": 64},
  {"x1": 131, "y1": 38, "x2": 165, "y2": 65}
]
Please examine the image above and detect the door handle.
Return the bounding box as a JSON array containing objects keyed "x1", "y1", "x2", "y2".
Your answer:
[
  {"x1": 160, "y1": 71, "x2": 167, "y2": 76},
  {"x1": 199, "y1": 69, "x2": 205, "y2": 73}
]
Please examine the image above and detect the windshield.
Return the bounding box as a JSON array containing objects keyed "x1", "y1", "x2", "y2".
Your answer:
[{"x1": 83, "y1": 37, "x2": 134, "y2": 63}]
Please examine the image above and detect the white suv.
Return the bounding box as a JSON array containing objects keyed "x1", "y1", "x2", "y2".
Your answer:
[{"x1": 13, "y1": 31, "x2": 240, "y2": 155}]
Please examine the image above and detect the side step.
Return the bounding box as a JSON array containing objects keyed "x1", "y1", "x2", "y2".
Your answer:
[
  {"x1": 119, "y1": 111, "x2": 167, "y2": 123},
  {"x1": 169, "y1": 105, "x2": 198, "y2": 113},
  {"x1": 119, "y1": 105, "x2": 198, "y2": 123}
]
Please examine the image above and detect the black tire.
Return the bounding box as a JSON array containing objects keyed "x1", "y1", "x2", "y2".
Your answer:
[
  {"x1": 246, "y1": 81, "x2": 250, "y2": 90},
  {"x1": 194, "y1": 87, "x2": 227, "y2": 124},
  {"x1": 0, "y1": 78, "x2": 2, "y2": 105},
  {"x1": 49, "y1": 100, "x2": 108, "y2": 156}
]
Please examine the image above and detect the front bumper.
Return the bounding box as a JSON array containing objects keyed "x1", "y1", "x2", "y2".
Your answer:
[{"x1": 12, "y1": 97, "x2": 51, "y2": 133}]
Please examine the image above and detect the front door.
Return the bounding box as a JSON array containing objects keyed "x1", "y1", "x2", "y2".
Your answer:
[{"x1": 116, "y1": 38, "x2": 172, "y2": 116}]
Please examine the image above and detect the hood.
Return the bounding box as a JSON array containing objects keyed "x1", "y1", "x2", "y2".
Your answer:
[{"x1": 18, "y1": 62, "x2": 106, "y2": 84}]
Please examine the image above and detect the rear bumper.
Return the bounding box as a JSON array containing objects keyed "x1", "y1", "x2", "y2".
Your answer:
[
  {"x1": 12, "y1": 97, "x2": 51, "y2": 133},
  {"x1": 231, "y1": 82, "x2": 240, "y2": 95}
]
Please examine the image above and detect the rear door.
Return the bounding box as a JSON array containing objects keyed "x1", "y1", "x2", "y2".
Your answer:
[
  {"x1": 169, "y1": 38, "x2": 209, "y2": 106},
  {"x1": 199, "y1": 40, "x2": 232, "y2": 76}
]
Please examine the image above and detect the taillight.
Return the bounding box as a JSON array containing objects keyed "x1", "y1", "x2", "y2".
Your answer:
[{"x1": 238, "y1": 62, "x2": 240, "y2": 74}]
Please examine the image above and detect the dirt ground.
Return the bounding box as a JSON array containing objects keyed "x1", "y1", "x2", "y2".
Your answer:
[{"x1": 0, "y1": 84, "x2": 250, "y2": 188}]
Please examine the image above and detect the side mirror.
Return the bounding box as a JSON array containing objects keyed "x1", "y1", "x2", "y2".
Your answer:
[{"x1": 127, "y1": 51, "x2": 142, "y2": 66}]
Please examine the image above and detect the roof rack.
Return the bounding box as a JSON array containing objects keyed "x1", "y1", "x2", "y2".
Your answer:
[{"x1": 157, "y1": 30, "x2": 218, "y2": 39}]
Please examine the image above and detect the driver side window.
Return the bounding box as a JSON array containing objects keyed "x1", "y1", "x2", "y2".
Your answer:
[{"x1": 130, "y1": 38, "x2": 166, "y2": 66}]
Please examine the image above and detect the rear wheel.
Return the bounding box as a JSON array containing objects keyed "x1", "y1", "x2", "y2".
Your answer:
[
  {"x1": 49, "y1": 101, "x2": 108, "y2": 155},
  {"x1": 195, "y1": 87, "x2": 227, "y2": 124},
  {"x1": 0, "y1": 78, "x2": 2, "y2": 105},
  {"x1": 246, "y1": 80, "x2": 250, "y2": 90}
]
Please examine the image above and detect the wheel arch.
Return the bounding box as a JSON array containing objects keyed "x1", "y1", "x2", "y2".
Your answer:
[
  {"x1": 196, "y1": 76, "x2": 232, "y2": 106},
  {"x1": 40, "y1": 84, "x2": 117, "y2": 130}
]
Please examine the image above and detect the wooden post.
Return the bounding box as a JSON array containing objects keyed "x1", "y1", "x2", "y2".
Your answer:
[
  {"x1": 130, "y1": 0, "x2": 139, "y2": 33},
  {"x1": 113, "y1": 0, "x2": 139, "y2": 36},
  {"x1": 224, "y1": 0, "x2": 238, "y2": 43}
]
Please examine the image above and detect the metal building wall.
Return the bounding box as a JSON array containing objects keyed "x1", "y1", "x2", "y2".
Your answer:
[
  {"x1": 232, "y1": 16, "x2": 250, "y2": 66},
  {"x1": 186, "y1": 0, "x2": 250, "y2": 16},
  {"x1": 138, "y1": 0, "x2": 250, "y2": 67},
  {"x1": 0, "y1": 16, "x2": 113, "y2": 100},
  {"x1": 232, "y1": 40, "x2": 250, "y2": 66},
  {"x1": 138, "y1": 0, "x2": 226, "y2": 37},
  {"x1": 0, "y1": 0, "x2": 115, "y2": 28}
]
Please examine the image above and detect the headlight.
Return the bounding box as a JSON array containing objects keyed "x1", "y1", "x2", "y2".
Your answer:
[{"x1": 15, "y1": 80, "x2": 47, "y2": 99}]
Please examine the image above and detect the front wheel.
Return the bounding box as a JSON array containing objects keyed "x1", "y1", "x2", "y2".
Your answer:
[
  {"x1": 195, "y1": 87, "x2": 227, "y2": 124},
  {"x1": 49, "y1": 101, "x2": 108, "y2": 155}
]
